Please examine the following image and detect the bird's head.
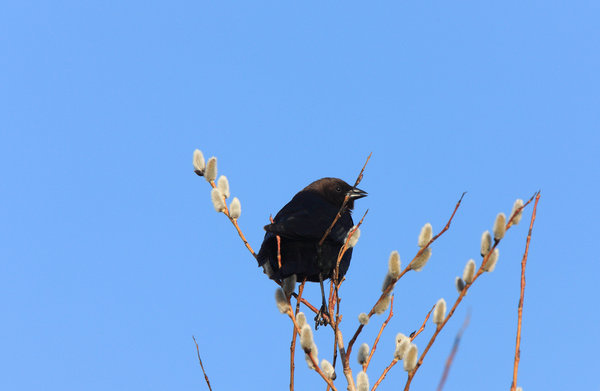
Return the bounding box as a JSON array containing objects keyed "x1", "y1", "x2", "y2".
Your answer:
[{"x1": 305, "y1": 177, "x2": 367, "y2": 210}]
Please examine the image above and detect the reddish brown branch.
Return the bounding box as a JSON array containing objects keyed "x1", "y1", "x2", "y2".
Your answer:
[
  {"x1": 436, "y1": 311, "x2": 471, "y2": 391},
  {"x1": 270, "y1": 215, "x2": 282, "y2": 269},
  {"x1": 192, "y1": 336, "x2": 213, "y2": 391},
  {"x1": 365, "y1": 295, "x2": 394, "y2": 371},
  {"x1": 290, "y1": 281, "x2": 306, "y2": 391},
  {"x1": 511, "y1": 192, "x2": 540, "y2": 391}
]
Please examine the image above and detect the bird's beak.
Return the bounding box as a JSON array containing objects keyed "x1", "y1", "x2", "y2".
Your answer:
[{"x1": 347, "y1": 187, "x2": 368, "y2": 200}]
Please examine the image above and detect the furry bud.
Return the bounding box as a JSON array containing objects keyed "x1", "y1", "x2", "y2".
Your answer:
[
  {"x1": 404, "y1": 344, "x2": 418, "y2": 371},
  {"x1": 493, "y1": 213, "x2": 507, "y2": 240},
  {"x1": 210, "y1": 188, "x2": 226, "y2": 212},
  {"x1": 275, "y1": 288, "x2": 290, "y2": 314},
  {"x1": 320, "y1": 359, "x2": 335, "y2": 380},
  {"x1": 296, "y1": 312, "x2": 307, "y2": 329},
  {"x1": 357, "y1": 343, "x2": 370, "y2": 365},
  {"x1": 418, "y1": 223, "x2": 433, "y2": 247},
  {"x1": 374, "y1": 295, "x2": 391, "y2": 314},
  {"x1": 388, "y1": 251, "x2": 401, "y2": 278},
  {"x1": 455, "y1": 277, "x2": 465, "y2": 293},
  {"x1": 229, "y1": 197, "x2": 241, "y2": 219},
  {"x1": 480, "y1": 231, "x2": 492, "y2": 257},
  {"x1": 394, "y1": 333, "x2": 410, "y2": 360},
  {"x1": 300, "y1": 325, "x2": 314, "y2": 352},
  {"x1": 358, "y1": 313, "x2": 369, "y2": 325},
  {"x1": 463, "y1": 259, "x2": 476, "y2": 284},
  {"x1": 217, "y1": 176, "x2": 230, "y2": 198},
  {"x1": 346, "y1": 226, "x2": 361, "y2": 248},
  {"x1": 511, "y1": 199, "x2": 524, "y2": 225},
  {"x1": 483, "y1": 248, "x2": 499, "y2": 272},
  {"x1": 411, "y1": 248, "x2": 432, "y2": 271},
  {"x1": 433, "y1": 298, "x2": 446, "y2": 326},
  {"x1": 205, "y1": 157, "x2": 217, "y2": 182},
  {"x1": 193, "y1": 149, "x2": 205, "y2": 175},
  {"x1": 382, "y1": 273, "x2": 395, "y2": 292},
  {"x1": 356, "y1": 371, "x2": 369, "y2": 391}
]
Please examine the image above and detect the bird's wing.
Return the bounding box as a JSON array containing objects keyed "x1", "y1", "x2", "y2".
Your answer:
[{"x1": 264, "y1": 192, "x2": 352, "y2": 242}]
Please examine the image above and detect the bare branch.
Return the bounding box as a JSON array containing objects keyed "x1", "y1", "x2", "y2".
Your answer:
[{"x1": 192, "y1": 336, "x2": 213, "y2": 391}]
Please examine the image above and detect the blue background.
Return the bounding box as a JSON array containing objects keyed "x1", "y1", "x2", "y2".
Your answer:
[{"x1": 1, "y1": 2, "x2": 598, "y2": 390}]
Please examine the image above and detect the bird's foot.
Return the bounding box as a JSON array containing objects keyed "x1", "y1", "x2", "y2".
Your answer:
[{"x1": 314, "y1": 304, "x2": 330, "y2": 329}]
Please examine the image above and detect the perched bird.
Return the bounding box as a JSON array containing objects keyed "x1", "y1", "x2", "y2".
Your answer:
[{"x1": 257, "y1": 177, "x2": 367, "y2": 324}]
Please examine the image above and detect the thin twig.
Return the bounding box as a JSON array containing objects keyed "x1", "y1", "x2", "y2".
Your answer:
[
  {"x1": 511, "y1": 192, "x2": 539, "y2": 391},
  {"x1": 192, "y1": 336, "x2": 213, "y2": 391},
  {"x1": 365, "y1": 295, "x2": 394, "y2": 371},
  {"x1": 318, "y1": 153, "x2": 371, "y2": 247},
  {"x1": 269, "y1": 215, "x2": 282, "y2": 269},
  {"x1": 436, "y1": 310, "x2": 471, "y2": 391},
  {"x1": 290, "y1": 281, "x2": 306, "y2": 391}
]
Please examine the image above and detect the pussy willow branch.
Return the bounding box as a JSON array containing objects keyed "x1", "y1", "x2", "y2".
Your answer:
[
  {"x1": 207, "y1": 179, "x2": 257, "y2": 258},
  {"x1": 192, "y1": 336, "x2": 213, "y2": 391},
  {"x1": 290, "y1": 281, "x2": 306, "y2": 391},
  {"x1": 346, "y1": 193, "x2": 466, "y2": 360},
  {"x1": 511, "y1": 192, "x2": 539, "y2": 391},
  {"x1": 318, "y1": 152, "x2": 372, "y2": 247},
  {"x1": 403, "y1": 191, "x2": 539, "y2": 391},
  {"x1": 364, "y1": 295, "x2": 394, "y2": 371},
  {"x1": 436, "y1": 311, "x2": 471, "y2": 391},
  {"x1": 371, "y1": 305, "x2": 434, "y2": 391},
  {"x1": 286, "y1": 308, "x2": 337, "y2": 390}
]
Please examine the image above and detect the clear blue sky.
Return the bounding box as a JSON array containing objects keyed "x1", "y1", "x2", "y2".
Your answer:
[{"x1": 1, "y1": 2, "x2": 598, "y2": 390}]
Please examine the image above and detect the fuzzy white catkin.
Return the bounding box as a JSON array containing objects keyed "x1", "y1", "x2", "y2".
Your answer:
[
  {"x1": 511, "y1": 199, "x2": 524, "y2": 225},
  {"x1": 382, "y1": 273, "x2": 394, "y2": 292},
  {"x1": 358, "y1": 313, "x2": 369, "y2": 325},
  {"x1": 394, "y1": 333, "x2": 409, "y2": 360},
  {"x1": 357, "y1": 343, "x2": 370, "y2": 364},
  {"x1": 282, "y1": 274, "x2": 297, "y2": 297},
  {"x1": 480, "y1": 231, "x2": 492, "y2": 257},
  {"x1": 516, "y1": 387, "x2": 523, "y2": 391},
  {"x1": 300, "y1": 325, "x2": 314, "y2": 351},
  {"x1": 210, "y1": 188, "x2": 226, "y2": 212},
  {"x1": 493, "y1": 213, "x2": 507, "y2": 240},
  {"x1": 433, "y1": 298, "x2": 447, "y2": 325},
  {"x1": 229, "y1": 197, "x2": 241, "y2": 219},
  {"x1": 463, "y1": 259, "x2": 476, "y2": 284},
  {"x1": 217, "y1": 176, "x2": 230, "y2": 198},
  {"x1": 418, "y1": 223, "x2": 433, "y2": 247},
  {"x1": 356, "y1": 371, "x2": 369, "y2": 391},
  {"x1": 483, "y1": 248, "x2": 499, "y2": 272},
  {"x1": 411, "y1": 248, "x2": 432, "y2": 271},
  {"x1": 404, "y1": 344, "x2": 418, "y2": 372},
  {"x1": 296, "y1": 312, "x2": 307, "y2": 329},
  {"x1": 346, "y1": 226, "x2": 361, "y2": 248},
  {"x1": 205, "y1": 157, "x2": 217, "y2": 182},
  {"x1": 455, "y1": 277, "x2": 465, "y2": 293},
  {"x1": 193, "y1": 149, "x2": 205, "y2": 174},
  {"x1": 374, "y1": 295, "x2": 391, "y2": 314},
  {"x1": 275, "y1": 288, "x2": 290, "y2": 314},
  {"x1": 388, "y1": 251, "x2": 401, "y2": 278},
  {"x1": 320, "y1": 359, "x2": 335, "y2": 379},
  {"x1": 304, "y1": 343, "x2": 318, "y2": 369}
]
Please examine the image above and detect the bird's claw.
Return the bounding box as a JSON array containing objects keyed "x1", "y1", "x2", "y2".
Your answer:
[{"x1": 314, "y1": 304, "x2": 330, "y2": 329}]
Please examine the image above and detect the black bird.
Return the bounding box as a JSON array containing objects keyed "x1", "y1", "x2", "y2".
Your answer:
[{"x1": 257, "y1": 178, "x2": 367, "y2": 324}]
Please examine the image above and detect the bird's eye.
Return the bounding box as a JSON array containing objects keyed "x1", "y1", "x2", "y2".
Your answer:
[{"x1": 336, "y1": 186, "x2": 341, "y2": 192}]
